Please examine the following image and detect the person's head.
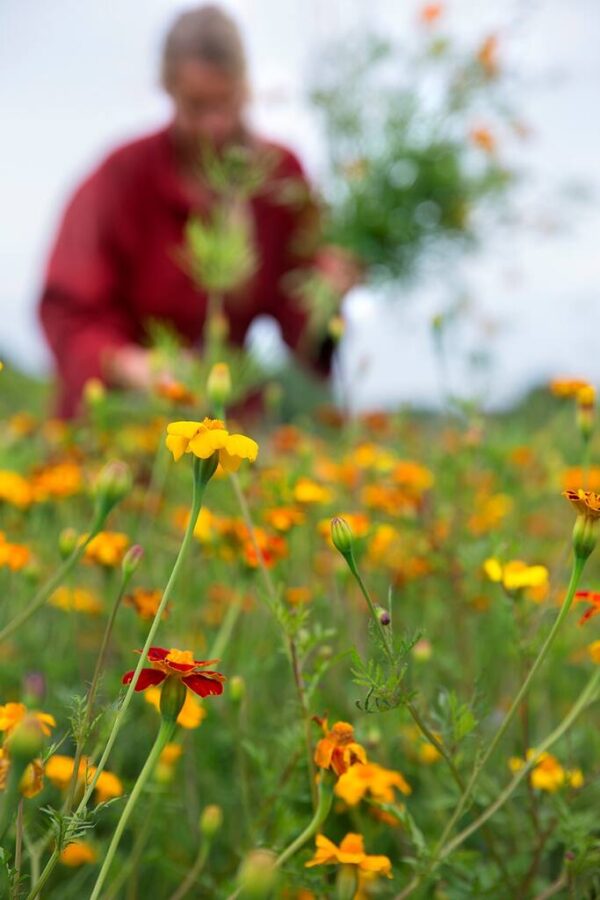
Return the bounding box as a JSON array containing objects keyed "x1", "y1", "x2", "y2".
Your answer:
[{"x1": 162, "y1": 5, "x2": 248, "y2": 155}]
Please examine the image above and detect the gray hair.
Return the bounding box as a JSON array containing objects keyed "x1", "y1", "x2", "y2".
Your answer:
[{"x1": 162, "y1": 5, "x2": 247, "y2": 84}]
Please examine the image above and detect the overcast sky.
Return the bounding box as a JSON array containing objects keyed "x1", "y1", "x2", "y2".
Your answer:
[{"x1": 1, "y1": 0, "x2": 599, "y2": 409}]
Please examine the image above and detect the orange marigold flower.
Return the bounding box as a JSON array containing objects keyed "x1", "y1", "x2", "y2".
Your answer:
[
  {"x1": 477, "y1": 34, "x2": 499, "y2": 78},
  {"x1": 314, "y1": 719, "x2": 367, "y2": 776},
  {"x1": 123, "y1": 647, "x2": 226, "y2": 698},
  {"x1": 550, "y1": 378, "x2": 591, "y2": 398},
  {"x1": 155, "y1": 379, "x2": 197, "y2": 406},
  {"x1": 0, "y1": 750, "x2": 45, "y2": 798},
  {"x1": 563, "y1": 488, "x2": 600, "y2": 519},
  {"x1": 49, "y1": 587, "x2": 103, "y2": 616},
  {"x1": 45, "y1": 754, "x2": 123, "y2": 804},
  {"x1": 0, "y1": 533, "x2": 31, "y2": 571},
  {"x1": 165, "y1": 419, "x2": 258, "y2": 472},
  {"x1": 509, "y1": 751, "x2": 583, "y2": 792},
  {"x1": 0, "y1": 471, "x2": 34, "y2": 508},
  {"x1": 335, "y1": 762, "x2": 411, "y2": 806},
  {"x1": 419, "y1": 3, "x2": 443, "y2": 24},
  {"x1": 60, "y1": 841, "x2": 97, "y2": 867},
  {"x1": 83, "y1": 531, "x2": 130, "y2": 567},
  {"x1": 305, "y1": 832, "x2": 392, "y2": 878},
  {"x1": 124, "y1": 588, "x2": 169, "y2": 620},
  {"x1": 470, "y1": 126, "x2": 496, "y2": 154}
]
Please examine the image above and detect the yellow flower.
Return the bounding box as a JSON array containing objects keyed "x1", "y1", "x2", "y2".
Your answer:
[
  {"x1": 563, "y1": 488, "x2": 600, "y2": 520},
  {"x1": 49, "y1": 587, "x2": 103, "y2": 615},
  {"x1": 550, "y1": 378, "x2": 591, "y2": 398},
  {"x1": 83, "y1": 531, "x2": 130, "y2": 567},
  {"x1": 509, "y1": 751, "x2": 584, "y2": 792},
  {"x1": 145, "y1": 685, "x2": 207, "y2": 729},
  {"x1": 305, "y1": 833, "x2": 392, "y2": 878},
  {"x1": 294, "y1": 478, "x2": 332, "y2": 504},
  {"x1": 45, "y1": 755, "x2": 123, "y2": 804},
  {"x1": 165, "y1": 419, "x2": 258, "y2": 472},
  {"x1": 335, "y1": 762, "x2": 411, "y2": 806},
  {"x1": 0, "y1": 471, "x2": 33, "y2": 508},
  {"x1": 587, "y1": 640, "x2": 600, "y2": 664},
  {"x1": 483, "y1": 559, "x2": 549, "y2": 593},
  {"x1": 60, "y1": 841, "x2": 97, "y2": 867},
  {"x1": 94, "y1": 770, "x2": 124, "y2": 803},
  {"x1": 0, "y1": 703, "x2": 55, "y2": 737}
]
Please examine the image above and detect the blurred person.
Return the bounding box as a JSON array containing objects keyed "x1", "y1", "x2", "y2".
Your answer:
[{"x1": 39, "y1": 4, "x2": 358, "y2": 417}]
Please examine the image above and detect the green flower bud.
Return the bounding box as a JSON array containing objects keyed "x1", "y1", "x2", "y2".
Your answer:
[
  {"x1": 207, "y1": 363, "x2": 232, "y2": 409},
  {"x1": 237, "y1": 849, "x2": 278, "y2": 899},
  {"x1": 331, "y1": 516, "x2": 354, "y2": 558},
  {"x1": 6, "y1": 716, "x2": 45, "y2": 764},
  {"x1": 198, "y1": 453, "x2": 220, "y2": 486},
  {"x1": 229, "y1": 675, "x2": 246, "y2": 705},
  {"x1": 200, "y1": 804, "x2": 223, "y2": 839},
  {"x1": 93, "y1": 460, "x2": 132, "y2": 518},
  {"x1": 335, "y1": 863, "x2": 359, "y2": 900},
  {"x1": 159, "y1": 677, "x2": 187, "y2": 724},
  {"x1": 122, "y1": 544, "x2": 144, "y2": 577},
  {"x1": 573, "y1": 515, "x2": 598, "y2": 560},
  {"x1": 59, "y1": 527, "x2": 79, "y2": 560}
]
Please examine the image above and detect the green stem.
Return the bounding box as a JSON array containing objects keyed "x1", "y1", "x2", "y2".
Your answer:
[
  {"x1": 439, "y1": 666, "x2": 600, "y2": 862},
  {"x1": 168, "y1": 840, "x2": 211, "y2": 900},
  {"x1": 399, "y1": 554, "x2": 586, "y2": 898},
  {"x1": 64, "y1": 573, "x2": 129, "y2": 811},
  {"x1": 27, "y1": 460, "x2": 206, "y2": 900},
  {"x1": 89, "y1": 719, "x2": 176, "y2": 900},
  {"x1": 345, "y1": 554, "x2": 394, "y2": 665},
  {"x1": 275, "y1": 772, "x2": 333, "y2": 868},
  {"x1": 0, "y1": 511, "x2": 105, "y2": 645}
]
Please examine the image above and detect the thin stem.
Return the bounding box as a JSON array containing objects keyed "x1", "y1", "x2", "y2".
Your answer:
[
  {"x1": 65, "y1": 574, "x2": 129, "y2": 811},
  {"x1": 275, "y1": 773, "x2": 333, "y2": 868},
  {"x1": 168, "y1": 841, "x2": 210, "y2": 900},
  {"x1": 89, "y1": 719, "x2": 176, "y2": 900},
  {"x1": 11, "y1": 799, "x2": 24, "y2": 900},
  {"x1": 431, "y1": 555, "x2": 585, "y2": 864},
  {"x1": 0, "y1": 511, "x2": 105, "y2": 645},
  {"x1": 27, "y1": 461, "x2": 206, "y2": 900}
]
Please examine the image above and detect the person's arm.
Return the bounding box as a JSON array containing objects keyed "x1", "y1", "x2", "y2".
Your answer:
[{"x1": 38, "y1": 162, "x2": 142, "y2": 416}]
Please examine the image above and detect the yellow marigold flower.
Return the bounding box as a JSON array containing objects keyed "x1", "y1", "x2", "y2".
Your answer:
[
  {"x1": 0, "y1": 703, "x2": 55, "y2": 737},
  {"x1": 484, "y1": 559, "x2": 549, "y2": 593},
  {"x1": 335, "y1": 762, "x2": 411, "y2": 806},
  {"x1": 49, "y1": 587, "x2": 103, "y2": 615},
  {"x1": 285, "y1": 587, "x2": 313, "y2": 606},
  {"x1": 314, "y1": 719, "x2": 367, "y2": 776},
  {"x1": 83, "y1": 531, "x2": 130, "y2": 567},
  {"x1": 59, "y1": 841, "x2": 97, "y2": 866},
  {"x1": 263, "y1": 506, "x2": 305, "y2": 532},
  {"x1": 587, "y1": 640, "x2": 600, "y2": 664},
  {"x1": 550, "y1": 378, "x2": 591, "y2": 398},
  {"x1": 145, "y1": 685, "x2": 207, "y2": 729},
  {"x1": 564, "y1": 489, "x2": 600, "y2": 520},
  {"x1": 294, "y1": 478, "x2": 332, "y2": 504},
  {"x1": 509, "y1": 751, "x2": 584, "y2": 792},
  {"x1": 31, "y1": 461, "x2": 82, "y2": 501},
  {"x1": 165, "y1": 419, "x2": 258, "y2": 472},
  {"x1": 0, "y1": 750, "x2": 45, "y2": 798},
  {"x1": 305, "y1": 833, "x2": 392, "y2": 878},
  {"x1": 0, "y1": 471, "x2": 33, "y2": 508},
  {"x1": 45, "y1": 755, "x2": 123, "y2": 804},
  {"x1": 160, "y1": 743, "x2": 183, "y2": 766}
]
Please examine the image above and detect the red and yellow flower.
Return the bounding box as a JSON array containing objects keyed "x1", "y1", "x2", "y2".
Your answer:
[
  {"x1": 314, "y1": 719, "x2": 367, "y2": 776},
  {"x1": 122, "y1": 647, "x2": 226, "y2": 698}
]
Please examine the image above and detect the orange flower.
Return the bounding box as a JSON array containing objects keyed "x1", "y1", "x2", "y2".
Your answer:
[
  {"x1": 0, "y1": 533, "x2": 31, "y2": 571},
  {"x1": 60, "y1": 841, "x2": 97, "y2": 867},
  {"x1": 0, "y1": 703, "x2": 55, "y2": 737},
  {"x1": 477, "y1": 34, "x2": 499, "y2": 78},
  {"x1": 314, "y1": 719, "x2": 367, "y2": 776},
  {"x1": 563, "y1": 489, "x2": 600, "y2": 520},
  {"x1": 305, "y1": 832, "x2": 392, "y2": 878},
  {"x1": 123, "y1": 647, "x2": 226, "y2": 698},
  {"x1": 84, "y1": 531, "x2": 130, "y2": 567},
  {"x1": 551, "y1": 378, "x2": 591, "y2": 398},
  {"x1": 124, "y1": 588, "x2": 169, "y2": 620},
  {"x1": 45, "y1": 754, "x2": 123, "y2": 804},
  {"x1": 335, "y1": 762, "x2": 411, "y2": 806},
  {"x1": 49, "y1": 587, "x2": 103, "y2": 615},
  {"x1": 419, "y1": 3, "x2": 443, "y2": 24},
  {"x1": 470, "y1": 126, "x2": 496, "y2": 154},
  {"x1": 575, "y1": 590, "x2": 600, "y2": 625}
]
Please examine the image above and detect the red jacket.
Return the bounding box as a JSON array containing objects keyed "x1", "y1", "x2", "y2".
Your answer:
[{"x1": 39, "y1": 126, "x2": 329, "y2": 417}]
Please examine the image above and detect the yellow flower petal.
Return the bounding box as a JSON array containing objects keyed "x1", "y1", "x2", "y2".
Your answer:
[{"x1": 188, "y1": 429, "x2": 229, "y2": 459}]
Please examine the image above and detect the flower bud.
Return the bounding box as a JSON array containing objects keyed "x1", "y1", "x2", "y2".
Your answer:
[
  {"x1": 577, "y1": 385, "x2": 595, "y2": 442},
  {"x1": 207, "y1": 363, "x2": 232, "y2": 409},
  {"x1": 122, "y1": 544, "x2": 144, "y2": 577},
  {"x1": 83, "y1": 378, "x2": 106, "y2": 408},
  {"x1": 331, "y1": 517, "x2": 354, "y2": 559},
  {"x1": 335, "y1": 863, "x2": 359, "y2": 900},
  {"x1": 573, "y1": 515, "x2": 598, "y2": 560},
  {"x1": 229, "y1": 675, "x2": 246, "y2": 705},
  {"x1": 237, "y1": 849, "x2": 278, "y2": 899},
  {"x1": 6, "y1": 716, "x2": 45, "y2": 764},
  {"x1": 93, "y1": 461, "x2": 132, "y2": 518},
  {"x1": 375, "y1": 606, "x2": 391, "y2": 626},
  {"x1": 59, "y1": 527, "x2": 79, "y2": 560},
  {"x1": 198, "y1": 453, "x2": 220, "y2": 486},
  {"x1": 159, "y1": 677, "x2": 187, "y2": 724},
  {"x1": 200, "y1": 804, "x2": 223, "y2": 839}
]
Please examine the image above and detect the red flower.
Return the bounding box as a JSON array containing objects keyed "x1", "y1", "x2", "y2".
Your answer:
[
  {"x1": 122, "y1": 647, "x2": 226, "y2": 698},
  {"x1": 575, "y1": 591, "x2": 600, "y2": 626}
]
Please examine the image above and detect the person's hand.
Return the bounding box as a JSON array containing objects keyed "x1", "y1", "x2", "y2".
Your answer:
[
  {"x1": 103, "y1": 345, "x2": 155, "y2": 391},
  {"x1": 316, "y1": 245, "x2": 364, "y2": 299}
]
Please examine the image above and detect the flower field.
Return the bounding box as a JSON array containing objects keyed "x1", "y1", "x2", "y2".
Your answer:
[{"x1": 0, "y1": 367, "x2": 599, "y2": 899}]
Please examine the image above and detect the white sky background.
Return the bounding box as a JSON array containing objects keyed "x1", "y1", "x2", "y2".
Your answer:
[{"x1": 1, "y1": 0, "x2": 599, "y2": 410}]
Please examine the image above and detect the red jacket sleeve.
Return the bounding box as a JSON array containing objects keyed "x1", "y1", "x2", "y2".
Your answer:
[
  {"x1": 267, "y1": 150, "x2": 334, "y2": 376},
  {"x1": 39, "y1": 161, "x2": 137, "y2": 417}
]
